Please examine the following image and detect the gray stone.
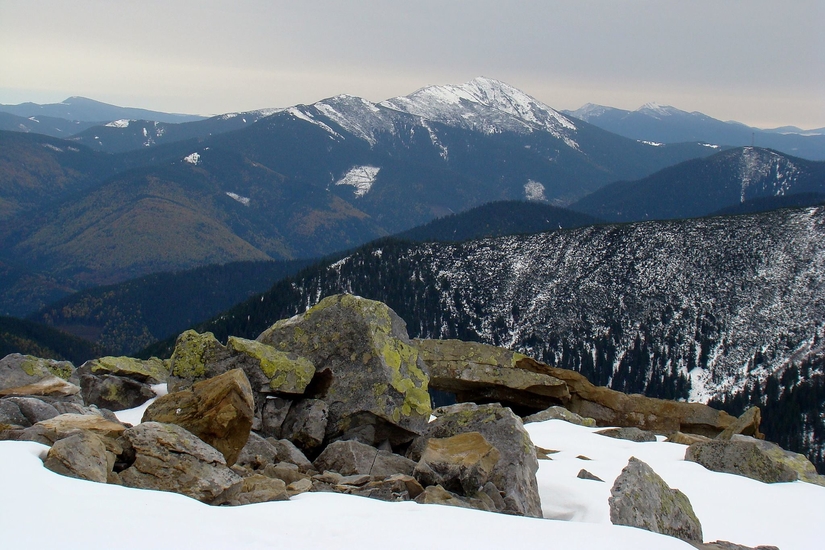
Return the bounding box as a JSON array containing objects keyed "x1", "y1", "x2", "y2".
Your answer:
[
  {"x1": 236, "y1": 432, "x2": 279, "y2": 471},
  {"x1": 268, "y1": 438, "x2": 315, "y2": 472},
  {"x1": 413, "y1": 432, "x2": 501, "y2": 497},
  {"x1": 80, "y1": 373, "x2": 156, "y2": 412},
  {"x1": 0, "y1": 354, "x2": 74, "y2": 391},
  {"x1": 280, "y1": 398, "x2": 328, "y2": 453},
  {"x1": 118, "y1": 422, "x2": 243, "y2": 504},
  {"x1": 414, "y1": 484, "x2": 493, "y2": 512},
  {"x1": 686, "y1": 436, "x2": 823, "y2": 485},
  {"x1": 408, "y1": 402, "x2": 542, "y2": 518},
  {"x1": 257, "y1": 294, "x2": 431, "y2": 446},
  {"x1": 597, "y1": 427, "x2": 658, "y2": 442},
  {"x1": 44, "y1": 430, "x2": 111, "y2": 483},
  {"x1": 261, "y1": 397, "x2": 292, "y2": 438},
  {"x1": 263, "y1": 462, "x2": 308, "y2": 485},
  {"x1": 0, "y1": 375, "x2": 81, "y2": 398},
  {"x1": 4, "y1": 397, "x2": 60, "y2": 425},
  {"x1": 523, "y1": 406, "x2": 597, "y2": 426},
  {"x1": 577, "y1": 469, "x2": 603, "y2": 482},
  {"x1": 692, "y1": 542, "x2": 779, "y2": 550},
  {"x1": 313, "y1": 439, "x2": 378, "y2": 476},
  {"x1": 609, "y1": 457, "x2": 702, "y2": 542},
  {"x1": 221, "y1": 474, "x2": 289, "y2": 506},
  {"x1": 371, "y1": 451, "x2": 417, "y2": 478}
]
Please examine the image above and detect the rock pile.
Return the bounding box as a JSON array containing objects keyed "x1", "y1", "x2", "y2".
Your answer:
[{"x1": 1, "y1": 293, "x2": 822, "y2": 549}]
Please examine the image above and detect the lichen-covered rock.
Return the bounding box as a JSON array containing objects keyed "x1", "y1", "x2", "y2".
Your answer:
[
  {"x1": 686, "y1": 436, "x2": 824, "y2": 486},
  {"x1": 44, "y1": 430, "x2": 111, "y2": 483},
  {"x1": 408, "y1": 402, "x2": 542, "y2": 518},
  {"x1": 119, "y1": 422, "x2": 243, "y2": 504},
  {"x1": 226, "y1": 337, "x2": 315, "y2": 394},
  {"x1": 79, "y1": 373, "x2": 156, "y2": 411},
  {"x1": 167, "y1": 330, "x2": 233, "y2": 391},
  {"x1": 716, "y1": 406, "x2": 763, "y2": 441},
  {"x1": 523, "y1": 406, "x2": 596, "y2": 426},
  {"x1": 597, "y1": 427, "x2": 657, "y2": 442},
  {"x1": 609, "y1": 457, "x2": 703, "y2": 542},
  {"x1": 257, "y1": 294, "x2": 431, "y2": 446},
  {"x1": 0, "y1": 354, "x2": 74, "y2": 391},
  {"x1": 74, "y1": 356, "x2": 169, "y2": 385},
  {"x1": 415, "y1": 339, "x2": 570, "y2": 411},
  {"x1": 279, "y1": 398, "x2": 328, "y2": 453},
  {"x1": 142, "y1": 369, "x2": 254, "y2": 466},
  {"x1": 414, "y1": 432, "x2": 501, "y2": 497}
]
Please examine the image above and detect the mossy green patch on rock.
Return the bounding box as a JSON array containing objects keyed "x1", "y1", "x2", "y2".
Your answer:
[
  {"x1": 85, "y1": 356, "x2": 169, "y2": 384},
  {"x1": 20, "y1": 355, "x2": 74, "y2": 380},
  {"x1": 227, "y1": 336, "x2": 315, "y2": 394},
  {"x1": 169, "y1": 330, "x2": 225, "y2": 380}
]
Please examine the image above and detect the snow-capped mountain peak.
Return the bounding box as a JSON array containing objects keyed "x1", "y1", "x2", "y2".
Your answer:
[
  {"x1": 379, "y1": 77, "x2": 579, "y2": 148},
  {"x1": 636, "y1": 102, "x2": 683, "y2": 118}
]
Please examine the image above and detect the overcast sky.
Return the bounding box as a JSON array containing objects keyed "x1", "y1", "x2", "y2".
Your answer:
[{"x1": 1, "y1": 0, "x2": 823, "y2": 129}]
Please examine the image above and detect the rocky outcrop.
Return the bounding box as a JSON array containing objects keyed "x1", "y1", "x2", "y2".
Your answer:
[
  {"x1": 0, "y1": 375, "x2": 80, "y2": 398},
  {"x1": 609, "y1": 457, "x2": 703, "y2": 543},
  {"x1": 415, "y1": 339, "x2": 569, "y2": 411},
  {"x1": 118, "y1": 422, "x2": 243, "y2": 504},
  {"x1": 686, "y1": 435, "x2": 825, "y2": 486},
  {"x1": 257, "y1": 294, "x2": 431, "y2": 446},
  {"x1": 79, "y1": 373, "x2": 156, "y2": 411},
  {"x1": 0, "y1": 396, "x2": 59, "y2": 427},
  {"x1": 142, "y1": 368, "x2": 254, "y2": 466},
  {"x1": 408, "y1": 402, "x2": 542, "y2": 518},
  {"x1": 73, "y1": 356, "x2": 169, "y2": 385},
  {"x1": 20, "y1": 413, "x2": 128, "y2": 445},
  {"x1": 279, "y1": 398, "x2": 328, "y2": 454}
]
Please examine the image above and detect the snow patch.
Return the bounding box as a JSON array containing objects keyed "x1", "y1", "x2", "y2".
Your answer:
[
  {"x1": 42, "y1": 143, "x2": 63, "y2": 152},
  {"x1": 286, "y1": 107, "x2": 343, "y2": 139},
  {"x1": 183, "y1": 152, "x2": 201, "y2": 165},
  {"x1": 335, "y1": 166, "x2": 380, "y2": 197},
  {"x1": 105, "y1": 119, "x2": 131, "y2": 128},
  {"x1": 640, "y1": 140, "x2": 664, "y2": 147},
  {"x1": 226, "y1": 192, "x2": 251, "y2": 206},
  {"x1": 525, "y1": 180, "x2": 547, "y2": 201}
]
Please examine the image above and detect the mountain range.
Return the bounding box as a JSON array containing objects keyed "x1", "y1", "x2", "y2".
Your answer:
[
  {"x1": 565, "y1": 102, "x2": 825, "y2": 161},
  {"x1": 0, "y1": 96, "x2": 205, "y2": 124},
  {"x1": 0, "y1": 78, "x2": 726, "y2": 313}
]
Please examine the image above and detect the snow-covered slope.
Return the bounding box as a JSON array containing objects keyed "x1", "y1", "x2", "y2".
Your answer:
[
  {"x1": 381, "y1": 77, "x2": 579, "y2": 148},
  {"x1": 2, "y1": 412, "x2": 822, "y2": 549}
]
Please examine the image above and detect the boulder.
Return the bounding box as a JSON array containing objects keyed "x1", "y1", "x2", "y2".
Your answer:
[
  {"x1": 44, "y1": 430, "x2": 111, "y2": 483},
  {"x1": 686, "y1": 436, "x2": 825, "y2": 486},
  {"x1": 0, "y1": 396, "x2": 59, "y2": 427},
  {"x1": 221, "y1": 474, "x2": 289, "y2": 506},
  {"x1": 716, "y1": 406, "x2": 763, "y2": 440},
  {"x1": 73, "y1": 356, "x2": 169, "y2": 385},
  {"x1": 371, "y1": 451, "x2": 417, "y2": 478},
  {"x1": 268, "y1": 438, "x2": 315, "y2": 472},
  {"x1": 577, "y1": 469, "x2": 603, "y2": 482},
  {"x1": 413, "y1": 432, "x2": 501, "y2": 497},
  {"x1": 0, "y1": 375, "x2": 81, "y2": 398},
  {"x1": 337, "y1": 474, "x2": 424, "y2": 502},
  {"x1": 279, "y1": 398, "x2": 328, "y2": 453},
  {"x1": 167, "y1": 331, "x2": 315, "y2": 402},
  {"x1": 596, "y1": 427, "x2": 657, "y2": 442},
  {"x1": 118, "y1": 422, "x2": 243, "y2": 504},
  {"x1": 79, "y1": 373, "x2": 156, "y2": 411},
  {"x1": 142, "y1": 369, "x2": 254, "y2": 466},
  {"x1": 236, "y1": 432, "x2": 280, "y2": 471},
  {"x1": 167, "y1": 330, "x2": 233, "y2": 392},
  {"x1": 286, "y1": 477, "x2": 313, "y2": 496},
  {"x1": 609, "y1": 457, "x2": 703, "y2": 543},
  {"x1": 0, "y1": 354, "x2": 74, "y2": 391},
  {"x1": 262, "y1": 462, "x2": 308, "y2": 485},
  {"x1": 21, "y1": 413, "x2": 128, "y2": 446},
  {"x1": 523, "y1": 406, "x2": 596, "y2": 426},
  {"x1": 693, "y1": 542, "x2": 779, "y2": 550},
  {"x1": 257, "y1": 294, "x2": 431, "y2": 446},
  {"x1": 408, "y1": 402, "x2": 542, "y2": 518},
  {"x1": 313, "y1": 439, "x2": 378, "y2": 476},
  {"x1": 414, "y1": 339, "x2": 569, "y2": 412},
  {"x1": 226, "y1": 336, "x2": 315, "y2": 395}
]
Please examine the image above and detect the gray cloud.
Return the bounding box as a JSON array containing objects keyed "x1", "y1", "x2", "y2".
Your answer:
[{"x1": 0, "y1": 0, "x2": 822, "y2": 128}]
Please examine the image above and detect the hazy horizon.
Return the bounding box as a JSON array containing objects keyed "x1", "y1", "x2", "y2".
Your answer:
[{"x1": 1, "y1": 1, "x2": 822, "y2": 129}]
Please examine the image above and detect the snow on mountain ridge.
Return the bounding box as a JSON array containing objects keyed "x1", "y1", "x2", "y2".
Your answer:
[
  {"x1": 738, "y1": 147, "x2": 803, "y2": 202},
  {"x1": 379, "y1": 77, "x2": 579, "y2": 149}
]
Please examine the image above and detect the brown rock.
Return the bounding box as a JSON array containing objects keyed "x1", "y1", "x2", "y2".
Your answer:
[
  {"x1": 0, "y1": 375, "x2": 81, "y2": 397},
  {"x1": 666, "y1": 432, "x2": 712, "y2": 446},
  {"x1": 716, "y1": 406, "x2": 763, "y2": 440},
  {"x1": 413, "y1": 432, "x2": 501, "y2": 497},
  {"x1": 44, "y1": 430, "x2": 112, "y2": 483},
  {"x1": 142, "y1": 368, "x2": 254, "y2": 466},
  {"x1": 222, "y1": 474, "x2": 289, "y2": 506},
  {"x1": 22, "y1": 413, "x2": 127, "y2": 447}
]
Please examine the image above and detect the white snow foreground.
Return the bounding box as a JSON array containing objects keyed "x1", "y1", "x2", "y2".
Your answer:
[{"x1": 1, "y1": 408, "x2": 822, "y2": 549}]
